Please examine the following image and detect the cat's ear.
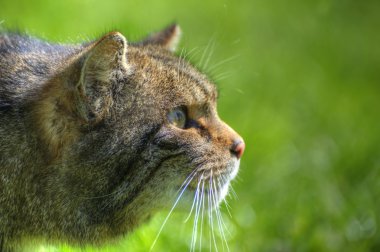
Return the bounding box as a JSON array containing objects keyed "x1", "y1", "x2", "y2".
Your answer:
[
  {"x1": 139, "y1": 24, "x2": 181, "y2": 52},
  {"x1": 77, "y1": 32, "x2": 129, "y2": 122}
]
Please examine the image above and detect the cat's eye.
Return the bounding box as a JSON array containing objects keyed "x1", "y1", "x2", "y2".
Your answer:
[{"x1": 167, "y1": 107, "x2": 187, "y2": 129}]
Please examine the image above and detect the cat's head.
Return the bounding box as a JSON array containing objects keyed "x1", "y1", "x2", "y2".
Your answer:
[{"x1": 37, "y1": 24, "x2": 245, "y2": 237}]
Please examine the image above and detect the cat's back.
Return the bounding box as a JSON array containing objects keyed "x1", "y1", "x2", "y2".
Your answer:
[{"x1": 0, "y1": 32, "x2": 82, "y2": 105}]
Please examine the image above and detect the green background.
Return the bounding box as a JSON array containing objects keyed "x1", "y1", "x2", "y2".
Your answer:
[{"x1": 1, "y1": 0, "x2": 379, "y2": 251}]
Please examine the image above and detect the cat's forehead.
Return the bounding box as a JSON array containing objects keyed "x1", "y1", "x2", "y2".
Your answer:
[{"x1": 128, "y1": 46, "x2": 218, "y2": 105}]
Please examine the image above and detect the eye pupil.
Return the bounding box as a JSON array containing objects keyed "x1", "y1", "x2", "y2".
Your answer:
[
  {"x1": 176, "y1": 111, "x2": 183, "y2": 120},
  {"x1": 168, "y1": 107, "x2": 187, "y2": 128}
]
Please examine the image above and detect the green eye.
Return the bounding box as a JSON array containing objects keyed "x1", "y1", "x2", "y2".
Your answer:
[{"x1": 168, "y1": 107, "x2": 187, "y2": 128}]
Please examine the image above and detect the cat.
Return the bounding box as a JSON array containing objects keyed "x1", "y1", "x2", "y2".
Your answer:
[{"x1": 0, "y1": 24, "x2": 245, "y2": 251}]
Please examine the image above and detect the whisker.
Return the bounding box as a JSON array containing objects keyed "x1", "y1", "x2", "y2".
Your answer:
[
  {"x1": 199, "y1": 36, "x2": 215, "y2": 70},
  {"x1": 220, "y1": 175, "x2": 238, "y2": 200},
  {"x1": 190, "y1": 174, "x2": 203, "y2": 252},
  {"x1": 184, "y1": 188, "x2": 198, "y2": 224},
  {"x1": 208, "y1": 183, "x2": 212, "y2": 252},
  {"x1": 217, "y1": 176, "x2": 232, "y2": 236},
  {"x1": 191, "y1": 177, "x2": 205, "y2": 252},
  {"x1": 149, "y1": 170, "x2": 197, "y2": 251},
  {"x1": 219, "y1": 203, "x2": 232, "y2": 237},
  {"x1": 207, "y1": 55, "x2": 240, "y2": 72},
  {"x1": 200, "y1": 180, "x2": 206, "y2": 251},
  {"x1": 212, "y1": 179, "x2": 225, "y2": 252},
  {"x1": 212, "y1": 72, "x2": 234, "y2": 82},
  {"x1": 229, "y1": 184, "x2": 238, "y2": 200},
  {"x1": 209, "y1": 171, "x2": 219, "y2": 252},
  {"x1": 176, "y1": 168, "x2": 198, "y2": 195},
  {"x1": 203, "y1": 40, "x2": 216, "y2": 71},
  {"x1": 184, "y1": 172, "x2": 203, "y2": 223},
  {"x1": 213, "y1": 178, "x2": 230, "y2": 251},
  {"x1": 184, "y1": 46, "x2": 199, "y2": 61},
  {"x1": 223, "y1": 198, "x2": 232, "y2": 218},
  {"x1": 187, "y1": 48, "x2": 203, "y2": 64},
  {"x1": 216, "y1": 176, "x2": 233, "y2": 219},
  {"x1": 196, "y1": 180, "x2": 206, "y2": 251}
]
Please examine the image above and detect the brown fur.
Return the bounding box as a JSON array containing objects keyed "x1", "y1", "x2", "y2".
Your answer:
[{"x1": 0, "y1": 24, "x2": 244, "y2": 251}]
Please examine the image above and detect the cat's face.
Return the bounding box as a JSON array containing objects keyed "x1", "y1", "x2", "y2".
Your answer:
[
  {"x1": 57, "y1": 25, "x2": 244, "y2": 235},
  {"x1": 123, "y1": 44, "x2": 244, "y2": 211}
]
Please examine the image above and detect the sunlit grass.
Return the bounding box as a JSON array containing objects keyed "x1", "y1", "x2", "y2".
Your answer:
[{"x1": 1, "y1": 0, "x2": 379, "y2": 251}]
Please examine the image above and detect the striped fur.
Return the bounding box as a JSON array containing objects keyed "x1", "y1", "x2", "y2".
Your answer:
[{"x1": 0, "y1": 24, "x2": 243, "y2": 250}]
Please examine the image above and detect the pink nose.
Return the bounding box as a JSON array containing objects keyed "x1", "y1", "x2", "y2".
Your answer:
[{"x1": 231, "y1": 140, "x2": 245, "y2": 159}]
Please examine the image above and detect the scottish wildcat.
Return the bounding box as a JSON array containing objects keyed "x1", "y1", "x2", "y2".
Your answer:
[{"x1": 0, "y1": 24, "x2": 245, "y2": 251}]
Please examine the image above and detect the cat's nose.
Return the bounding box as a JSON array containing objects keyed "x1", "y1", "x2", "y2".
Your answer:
[{"x1": 230, "y1": 139, "x2": 245, "y2": 159}]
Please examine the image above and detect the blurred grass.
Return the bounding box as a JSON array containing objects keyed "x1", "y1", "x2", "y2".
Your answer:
[{"x1": 1, "y1": 0, "x2": 380, "y2": 251}]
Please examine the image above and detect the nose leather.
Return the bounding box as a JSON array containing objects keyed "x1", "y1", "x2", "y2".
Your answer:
[{"x1": 231, "y1": 140, "x2": 245, "y2": 159}]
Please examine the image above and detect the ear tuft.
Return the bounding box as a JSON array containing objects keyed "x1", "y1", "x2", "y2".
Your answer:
[{"x1": 139, "y1": 24, "x2": 182, "y2": 52}]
